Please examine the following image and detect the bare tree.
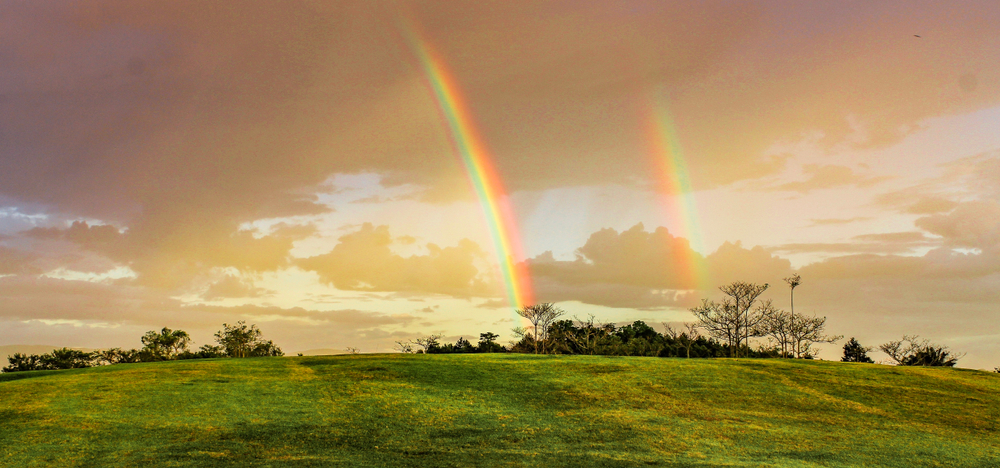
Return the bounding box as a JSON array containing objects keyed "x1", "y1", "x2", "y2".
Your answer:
[
  {"x1": 762, "y1": 309, "x2": 796, "y2": 358},
  {"x1": 880, "y1": 335, "x2": 964, "y2": 366},
  {"x1": 413, "y1": 334, "x2": 442, "y2": 353},
  {"x1": 664, "y1": 323, "x2": 702, "y2": 358},
  {"x1": 345, "y1": 347, "x2": 359, "y2": 354},
  {"x1": 786, "y1": 313, "x2": 841, "y2": 358},
  {"x1": 514, "y1": 303, "x2": 565, "y2": 354},
  {"x1": 691, "y1": 282, "x2": 773, "y2": 357},
  {"x1": 566, "y1": 314, "x2": 608, "y2": 355},
  {"x1": 394, "y1": 340, "x2": 414, "y2": 353}
]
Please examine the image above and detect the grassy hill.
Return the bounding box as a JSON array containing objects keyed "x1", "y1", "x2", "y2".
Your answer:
[{"x1": 1, "y1": 355, "x2": 997, "y2": 467}]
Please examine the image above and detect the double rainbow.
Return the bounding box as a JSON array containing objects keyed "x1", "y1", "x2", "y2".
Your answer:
[
  {"x1": 400, "y1": 21, "x2": 535, "y2": 310},
  {"x1": 641, "y1": 95, "x2": 710, "y2": 291}
]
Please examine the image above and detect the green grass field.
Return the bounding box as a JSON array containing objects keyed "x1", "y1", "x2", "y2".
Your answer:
[{"x1": 1, "y1": 354, "x2": 998, "y2": 467}]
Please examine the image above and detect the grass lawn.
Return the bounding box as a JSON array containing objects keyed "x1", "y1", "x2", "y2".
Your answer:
[{"x1": 1, "y1": 354, "x2": 998, "y2": 467}]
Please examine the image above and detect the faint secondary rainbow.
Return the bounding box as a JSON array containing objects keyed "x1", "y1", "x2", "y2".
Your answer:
[
  {"x1": 641, "y1": 96, "x2": 710, "y2": 290},
  {"x1": 399, "y1": 21, "x2": 535, "y2": 310}
]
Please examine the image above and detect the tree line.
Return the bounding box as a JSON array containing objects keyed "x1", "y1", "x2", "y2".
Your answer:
[
  {"x1": 396, "y1": 276, "x2": 966, "y2": 367},
  {"x1": 2, "y1": 321, "x2": 282, "y2": 373}
]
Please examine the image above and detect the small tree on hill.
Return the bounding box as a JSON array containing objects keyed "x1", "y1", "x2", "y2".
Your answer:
[
  {"x1": 515, "y1": 303, "x2": 565, "y2": 354},
  {"x1": 214, "y1": 321, "x2": 283, "y2": 357},
  {"x1": 786, "y1": 313, "x2": 841, "y2": 358},
  {"x1": 394, "y1": 340, "x2": 414, "y2": 353},
  {"x1": 879, "y1": 335, "x2": 963, "y2": 367},
  {"x1": 690, "y1": 282, "x2": 773, "y2": 357},
  {"x1": 841, "y1": 337, "x2": 874, "y2": 363},
  {"x1": 141, "y1": 327, "x2": 191, "y2": 360},
  {"x1": 477, "y1": 332, "x2": 503, "y2": 353},
  {"x1": 414, "y1": 335, "x2": 442, "y2": 353},
  {"x1": 762, "y1": 309, "x2": 796, "y2": 358}
]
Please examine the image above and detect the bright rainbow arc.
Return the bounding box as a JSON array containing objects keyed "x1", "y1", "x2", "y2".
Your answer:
[
  {"x1": 400, "y1": 22, "x2": 535, "y2": 310},
  {"x1": 641, "y1": 97, "x2": 710, "y2": 291}
]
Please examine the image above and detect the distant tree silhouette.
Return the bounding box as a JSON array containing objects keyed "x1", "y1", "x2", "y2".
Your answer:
[
  {"x1": 762, "y1": 309, "x2": 796, "y2": 358},
  {"x1": 841, "y1": 337, "x2": 874, "y2": 363},
  {"x1": 414, "y1": 335, "x2": 442, "y2": 353},
  {"x1": 880, "y1": 335, "x2": 962, "y2": 367},
  {"x1": 394, "y1": 340, "x2": 414, "y2": 353},
  {"x1": 690, "y1": 282, "x2": 773, "y2": 357},
  {"x1": 141, "y1": 327, "x2": 191, "y2": 360},
  {"x1": 514, "y1": 303, "x2": 565, "y2": 354},
  {"x1": 786, "y1": 313, "x2": 841, "y2": 358},
  {"x1": 477, "y1": 332, "x2": 504, "y2": 353},
  {"x1": 214, "y1": 321, "x2": 283, "y2": 357}
]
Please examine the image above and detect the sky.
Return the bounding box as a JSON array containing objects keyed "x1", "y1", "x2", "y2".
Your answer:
[{"x1": 1, "y1": 1, "x2": 999, "y2": 368}]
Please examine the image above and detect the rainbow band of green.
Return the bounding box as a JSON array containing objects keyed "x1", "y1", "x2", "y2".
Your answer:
[
  {"x1": 642, "y1": 98, "x2": 710, "y2": 291},
  {"x1": 402, "y1": 21, "x2": 535, "y2": 310}
]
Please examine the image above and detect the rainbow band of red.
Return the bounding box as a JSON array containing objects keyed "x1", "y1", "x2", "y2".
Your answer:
[{"x1": 402, "y1": 22, "x2": 535, "y2": 310}]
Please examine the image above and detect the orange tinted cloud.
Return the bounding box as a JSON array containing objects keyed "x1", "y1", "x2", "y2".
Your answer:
[{"x1": 297, "y1": 223, "x2": 492, "y2": 297}]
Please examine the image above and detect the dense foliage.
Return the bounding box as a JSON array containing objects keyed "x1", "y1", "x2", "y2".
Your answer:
[
  {"x1": 413, "y1": 320, "x2": 790, "y2": 359},
  {"x1": 841, "y1": 337, "x2": 875, "y2": 363},
  {"x1": 2, "y1": 322, "x2": 282, "y2": 373}
]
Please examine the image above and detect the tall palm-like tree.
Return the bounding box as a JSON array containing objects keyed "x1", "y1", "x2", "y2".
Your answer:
[{"x1": 784, "y1": 274, "x2": 802, "y2": 315}]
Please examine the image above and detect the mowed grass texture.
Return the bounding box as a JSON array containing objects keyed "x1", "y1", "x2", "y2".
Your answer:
[{"x1": 1, "y1": 355, "x2": 998, "y2": 467}]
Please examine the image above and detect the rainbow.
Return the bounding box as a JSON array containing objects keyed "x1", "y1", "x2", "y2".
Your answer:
[
  {"x1": 399, "y1": 21, "x2": 535, "y2": 310},
  {"x1": 640, "y1": 95, "x2": 710, "y2": 290}
]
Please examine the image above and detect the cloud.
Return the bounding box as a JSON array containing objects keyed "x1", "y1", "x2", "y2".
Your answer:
[
  {"x1": 297, "y1": 223, "x2": 492, "y2": 297},
  {"x1": 903, "y1": 197, "x2": 960, "y2": 215},
  {"x1": 852, "y1": 231, "x2": 930, "y2": 243},
  {"x1": 771, "y1": 165, "x2": 890, "y2": 193},
  {"x1": 808, "y1": 217, "x2": 873, "y2": 226},
  {"x1": 526, "y1": 224, "x2": 790, "y2": 308},
  {"x1": 0, "y1": 246, "x2": 37, "y2": 275},
  {"x1": 704, "y1": 241, "x2": 792, "y2": 286},
  {"x1": 528, "y1": 224, "x2": 702, "y2": 290},
  {"x1": 875, "y1": 152, "x2": 1000, "y2": 215},
  {"x1": 24, "y1": 221, "x2": 315, "y2": 289},
  {"x1": 771, "y1": 231, "x2": 936, "y2": 255},
  {"x1": 202, "y1": 275, "x2": 271, "y2": 300},
  {"x1": 915, "y1": 200, "x2": 1000, "y2": 249},
  {"x1": 0, "y1": 274, "x2": 417, "y2": 350}
]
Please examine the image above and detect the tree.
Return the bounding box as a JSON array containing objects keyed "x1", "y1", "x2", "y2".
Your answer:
[
  {"x1": 841, "y1": 337, "x2": 874, "y2": 363},
  {"x1": 680, "y1": 323, "x2": 702, "y2": 359},
  {"x1": 902, "y1": 346, "x2": 960, "y2": 367},
  {"x1": 213, "y1": 321, "x2": 283, "y2": 357},
  {"x1": 663, "y1": 323, "x2": 702, "y2": 358},
  {"x1": 879, "y1": 335, "x2": 963, "y2": 367},
  {"x1": 141, "y1": 327, "x2": 192, "y2": 360},
  {"x1": 413, "y1": 334, "x2": 442, "y2": 353},
  {"x1": 394, "y1": 340, "x2": 414, "y2": 353},
  {"x1": 784, "y1": 274, "x2": 801, "y2": 315},
  {"x1": 97, "y1": 348, "x2": 142, "y2": 364},
  {"x1": 514, "y1": 303, "x2": 565, "y2": 354},
  {"x1": 690, "y1": 282, "x2": 773, "y2": 357},
  {"x1": 785, "y1": 313, "x2": 841, "y2": 358},
  {"x1": 39, "y1": 348, "x2": 95, "y2": 369},
  {"x1": 2, "y1": 353, "x2": 44, "y2": 372},
  {"x1": 565, "y1": 315, "x2": 611, "y2": 355},
  {"x1": 762, "y1": 309, "x2": 796, "y2": 358},
  {"x1": 454, "y1": 337, "x2": 475, "y2": 353},
  {"x1": 477, "y1": 332, "x2": 504, "y2": 353}
]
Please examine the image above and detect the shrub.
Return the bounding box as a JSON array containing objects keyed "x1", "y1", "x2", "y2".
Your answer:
[{"x1": 841, "y1": 337, "x2": 874, "y2": 363}]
